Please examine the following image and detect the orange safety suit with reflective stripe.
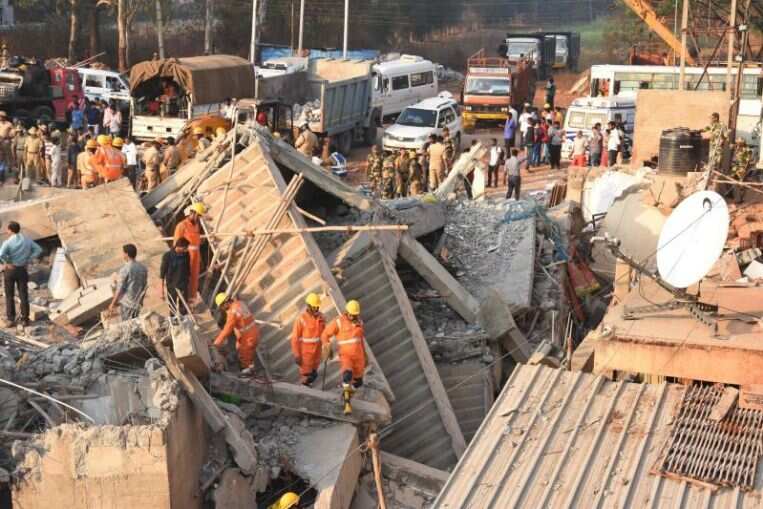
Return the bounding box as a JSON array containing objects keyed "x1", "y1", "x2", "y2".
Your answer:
[
  {"x1": 290, "y1": 310, "x2": 325, "y2": 380},
  {"x1": 93, "y1": 146, "x2": 125, "y2": 182},
  {"x1": 173, "y1": 217, "x2": 201, "y2": 298},
  {"x1": 321, "y1": 314, "x2": 367, "y2": 381},
  {"x1": 213, "y1": 300, "x2": 260, "y2": 368}
]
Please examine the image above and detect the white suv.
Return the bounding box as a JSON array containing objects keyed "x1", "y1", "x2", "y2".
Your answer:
[{"x1": 382, "y1": 92, "x2": 462, "y2": 152}]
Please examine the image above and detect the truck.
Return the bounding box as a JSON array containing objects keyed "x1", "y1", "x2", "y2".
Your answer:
[
  {"x1": 461, "y1": 49, "x2": 536, "y2": 130},
  {"x1": 0, "y1": 56, "x2": 83, "y2": 125},
  {"x1": 499, "y1": 32, "x2": 580, "y2": 78},
  {"x1": 256, "y1": 58, "x2": 376, "y2": 154},
  {"x1": 128, "y1": 55, "x2": 256, "y2": 141}
]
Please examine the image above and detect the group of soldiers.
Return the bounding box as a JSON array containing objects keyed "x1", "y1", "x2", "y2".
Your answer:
[
  {"x1": 704, "y1": 111, "x2": 754, "y2": 203},
  {"x1": 0, "y1": 112, "x2": 65, "y2": 186},
  {"x1": 366, "y1": 127, "x2": 458, "y2": 199}
]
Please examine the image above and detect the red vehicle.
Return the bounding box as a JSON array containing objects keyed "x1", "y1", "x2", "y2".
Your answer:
[{"x1": 0, "y1": 57, "x2": 83, "y2": 125}]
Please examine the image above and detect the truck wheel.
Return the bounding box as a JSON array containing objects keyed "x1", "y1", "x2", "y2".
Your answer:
[
  {"x1": 337, "y1": 131, "x2": 352, "y2": 155},
  {"x1": 363, "y1": 126, "x2": 377, "y2": 146},
  {"x1": 32, "y1": 106, "x2": 54, "y2": 123}
]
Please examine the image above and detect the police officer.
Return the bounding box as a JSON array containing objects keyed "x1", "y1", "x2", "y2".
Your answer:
[
  {"x1": 395, "y1": 148, "x2": 410, "y2": 198},
  {"x1": 408, "y1": 150, "x2": 423, "y2": 196}
]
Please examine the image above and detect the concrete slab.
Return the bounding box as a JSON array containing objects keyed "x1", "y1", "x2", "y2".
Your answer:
[
  {"x1": 436, "y1": 361, "x2": 495, "y2": 443},
  {"x1": 171, "y1": 317, "x2": 212, "y2": 378}
]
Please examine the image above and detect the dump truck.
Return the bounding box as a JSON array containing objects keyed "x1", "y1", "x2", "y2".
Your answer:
[
  {"x1": 499, "y1": 32, "x2": 580, "y2": 78},
  {"x1": 128, "y1": 55, "x2": 255, "y2": 141},
  {"x1": 0, "y1": 57, "x2": 83, "y2": 125},
  {"x1": 256, "y1": 58, "x2": 376, "y2": 153},
  {"x1": 461, "y1": 49, "x2": 536, "y2": 130}
]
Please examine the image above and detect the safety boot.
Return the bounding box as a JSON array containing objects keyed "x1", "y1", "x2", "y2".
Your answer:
[{"x1": 342, "y1": 385, "x2": 353, "y2": 415}]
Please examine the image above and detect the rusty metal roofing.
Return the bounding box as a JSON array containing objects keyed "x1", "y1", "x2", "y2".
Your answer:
[
  {"x1": 434, "y1": 364, "x2": 763, "y2": 509},
  {"x1": 195, "y1": 139, "x2": 392, "y2": 397},
  {"x1": 333, "y1": 234, "x2": 465, "y2": 470}
]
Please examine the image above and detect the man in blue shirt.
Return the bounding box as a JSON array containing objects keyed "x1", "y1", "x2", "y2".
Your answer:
[
  {"x1": 0, "y1": 221, "x2": 42, "y2": 327},
  {"x1": 503, "y1": 112, "x2": 517, "y2": 153}
]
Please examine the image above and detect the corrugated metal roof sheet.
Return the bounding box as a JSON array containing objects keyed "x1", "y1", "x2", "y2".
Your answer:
[
  {"x1": 435, "y1": 365, "x2": 763, "y2": 509},
  {"x1": 437, "y1": 361, "x2": 494, "y2": 444},
  {"x1": 334, "y1": 236, "x2": 465, "y2": 470},
  {"x1": 196, "y1": 140, "x2": 391, "y2": 397}
]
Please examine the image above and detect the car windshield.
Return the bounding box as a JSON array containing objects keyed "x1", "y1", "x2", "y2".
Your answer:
[
  {"x1": 465, "y1": 77, "x2": 511, "y2": 95},
  {"x1": 396, "y1": 108, "x2": 437, "y2": 128},
  {"x1": 507, "y1": 41, "x2": 539, "y2": 57}
]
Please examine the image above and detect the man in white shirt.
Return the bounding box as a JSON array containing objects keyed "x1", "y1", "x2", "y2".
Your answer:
[
  {"x1": 487, "y1": 138, "x2": 504, "y2": 188},
  {"x1": 122, "y1": 136, "x2": 138, "y2": 190},
  {"x1": 518, "y1": 103, "x2": 532, "y2": 147},
  {"x1": 607, "y1": 121, "x2": 621, "y2": 167}
]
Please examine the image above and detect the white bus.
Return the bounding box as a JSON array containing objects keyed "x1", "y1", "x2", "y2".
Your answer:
[
  {"x1": 588, "y1": 64, "x2": 763, "y2": 146},
  {"x1": 371, "y1": 55, "x2": 438, "y2": 126}
]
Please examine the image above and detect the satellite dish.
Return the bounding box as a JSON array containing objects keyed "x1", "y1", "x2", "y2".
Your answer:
[{"x1": 656, "y1": 191, "x2": 728, "y2": 289}]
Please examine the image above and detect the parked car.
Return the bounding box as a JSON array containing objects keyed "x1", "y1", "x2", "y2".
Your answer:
[
  {"x1": 76, "y1": 67, "x2": 131, "y2": 105},
  {"x1": 382, "y1": 92, "x2": 462, "y2": 152}
]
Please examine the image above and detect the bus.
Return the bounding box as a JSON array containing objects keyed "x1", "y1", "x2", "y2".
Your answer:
[{"x1": 588, "y1": 64, "x2": 763, "y2": 146}]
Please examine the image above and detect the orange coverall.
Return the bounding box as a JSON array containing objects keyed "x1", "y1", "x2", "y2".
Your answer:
[
  {"x1": 93, "y1": 146, "x2": 124, "y2": 182},
  {"x1": 290, "y1": 309, "x2": 325, "y2": 384},
  {"x1": 321, "y1": 314, "x2": 367, "y2": 385},
  {"x1": 213, "y1": 300, "x2": 260, "y2": 368},
  {"x1": 174, "y1": 217, "x2": 201, "y2": 298}
]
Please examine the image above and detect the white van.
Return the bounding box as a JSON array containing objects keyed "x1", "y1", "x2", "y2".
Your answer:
[
  {"x1": 562, "y1": 96, "x2": 636, "y2": 159},
  {"x1": 76, "y1": 67, "x2": 131, "y2": 104},
  {"x1": 371, "y1": 55, "x2": 438, "y2": 126},
  {"x1": 382, "y1": 92, "x2": 462, "y2": 152}
]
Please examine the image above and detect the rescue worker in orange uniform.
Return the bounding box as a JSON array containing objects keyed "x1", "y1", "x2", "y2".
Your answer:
[
  {"x1": 213, "y1": 292, "x2": 260, "y2": 376},
  {"x1": 320, "y1": 300, "x2": 367, "y2": 414},
  {"x1": 173, "y1": 202, "x2": 204, "y2": 301},
  {"x1": 290, "y1": 293, "x2": 326, "y2": 386},
  {"x1": 92, "y1": 135, "x2": 124, "y2": 183}
]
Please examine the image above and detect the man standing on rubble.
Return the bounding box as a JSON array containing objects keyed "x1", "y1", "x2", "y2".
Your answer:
[
  {"x1": 174, "y1": 203, "x2": 205, "y2": 302},
  {"x1": 291, "y1": 293, "x2": 326, "y2": 386},
  {"x1": 321, "y1": 300, "x2": 367, "y2": 415},
  {"x1": 12, "y1": 126, "x2": 26, "y2": 181},
  {"x1": 143, "y1": 138, "x2": 162, "y2": 190},
  {"x1": 160, "y1": 238, "x2": 191, "y2": 315},
  {"x1": 295, "y1": 122, "x2": 318, "y2": 158},
  {"x1": 0, "y1": 221, "x2": 42, "y2": 328},
  {"x1": 108, "y1": 244, "x2": 148, "y2": 322},
  {"x1": 162, "y1": 137, "x2": 181, "y2": 180},
  {"x1": 24, "y1": 127, "x2": 44, "y2": 184},
  {"x1": 213, "y1": 293, "x2": 260, "y2": 376},
  {"x1": 427, "y1": 136, "x2": 447, "y2": 191},
  {"x1": 92, "y1": 135, "x2": 124, "y2": 183},
  {"x1": 505, "y1": 148, "x2": 528, "y2": 201},
  {"x1": 703, "y1": 112, "x2": 728, "y2": 174}
]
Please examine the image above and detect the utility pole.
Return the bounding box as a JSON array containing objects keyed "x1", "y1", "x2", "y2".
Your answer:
[
  {"x1": 155, "y1": 0, "x2": 165, "y2": 59},
  {"x1": 726, "y1": 0, "x2": 737, "y2": 92},
  {"x1": 728, "y1": 0, "x2": 752, "y2": 145},
  {"x1": 204, "y1": 0, "x2": 213, "y2": 55},
  {"x1": 678, "y1": 0, "x2": 689, "y2": 90},
  {"x1": 249, "y1": 0, "x2": 258, "y2": 64},
  {"x1": 297, "y1": 0, "x2": 305, "y2": 56},
  {"x1": 290, "y1": 0, "x2": 295, "y2": 51},
  {"x1": 343, "y1": 0, "x2": 349, "y2": 58}
]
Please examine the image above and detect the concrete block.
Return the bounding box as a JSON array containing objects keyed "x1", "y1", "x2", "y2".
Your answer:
[
  {"x1": 212, "y1": 469, "x2": 255, "y2": 509},
  {"x1": 50, "y1": 278, "x2": 113, "y2": 326},
  {"x1": 171, "y1": 318, "x2": 212, "y2": 378},
  {"x1": 478, "y1": 289, "x2": 532, "y2": 363}
]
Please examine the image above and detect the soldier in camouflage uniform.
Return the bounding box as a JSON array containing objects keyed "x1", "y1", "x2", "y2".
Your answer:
[
  {"x1": 394, "y1": 148, "x2": 410, "y2": 198},
  {"x1": 381, "y1": 151, "x2": 396, "y2": 199},
  {"x1": 366, "y1": 145, "x2": 383, "y2": 195},
  {"x1": 703, "y1": 112, "x2": 728, "y2": 173},
  {"x1": 408, "y1": 150, "x2": 423, "y2": 196},
  {"x1": 731, "y1": 138, "x2": 753, "y2": 204},
  {"x1": 442, "y1": 127, "x2": 455, "y2": 170}
]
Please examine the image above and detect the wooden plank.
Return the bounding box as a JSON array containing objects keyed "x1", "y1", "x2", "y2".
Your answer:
[
  {"x1": 398, "y1": 233, "x2": 480, "y2": 324},
  {"x1": 374, "y1": 240, "x2": 467, "y2": 458},
  {"x1": 209, "y1": 373, "x2": 392, "y2": 425}
]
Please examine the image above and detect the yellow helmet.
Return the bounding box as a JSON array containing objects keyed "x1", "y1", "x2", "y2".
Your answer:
[
  {"x1": 85, "y1": 139, "x2": 97, "y2": 149},
  {"x1": 276, "y1": 492, "x2": 300, "y2": 509},
  {"x1": 193, "y1": 126, "x2": 205, "y2": 136},
  {"x1": 96, "y1": 134, "x2": 109, "y2": 146},
  {"x1": 305, "y1": 293, "x2": 321, "y2": 308},
  {"x1": 190, "y1": 202, "x2": 206, "y2": 215},
  {"x1": 346, "y1": 300, "x2": 360, "y2": 316},
  {"x1": 215, "y1": 293, "x2": 229, "y2": 307},
  {"x1": 112, "y1": 137, "x2": 124, "y2": 148},
  {"x1": 216, "y1": 127, "x2": 227, "y2": 136}
]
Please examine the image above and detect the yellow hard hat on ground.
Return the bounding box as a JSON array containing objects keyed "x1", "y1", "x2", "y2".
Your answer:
[
  {"x1": 193, "y1": 126, "x2": 205, "y2": 136},
  {"x1": 190, "y1": 202, "x2": 206, "y2": 215},
  {"x1": 346, "y1": 300, "x2": 361, "y2": 316},
  {"x1": 85, "y1": 139, "x2": 97, "y2": 149},
  {"x1": 215, "y1": 293, "x2": 229, "y2": 307},
  {"x1": 96, "y1": 134, "x2": 109, "y2": 146},
  {"x1": 271, "y1": 492, "x2": 300, "y2": 509},
  {"x1": 112, "y1": 137, "x2": 124, "y2": 148},
  {"x1": 305, "y1": 293, "x2": 321, "y2": 308}
]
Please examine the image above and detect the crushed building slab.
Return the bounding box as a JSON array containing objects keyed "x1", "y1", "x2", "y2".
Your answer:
[
  {"x1": 196, "y1": 138, "x2": 392, "y2": 397},
  {"x1": 333, "y1": 233, "x2": 465, "y2": 469},
  {"x1": 46, "y1": 179, "x2": 168, "y2": 314},
  {"x1": 436, "y1": 360, "x2": 494, "y2": 444},
  {"x1": 434, "y1": 364, "x2": 763, "y2": 508}
]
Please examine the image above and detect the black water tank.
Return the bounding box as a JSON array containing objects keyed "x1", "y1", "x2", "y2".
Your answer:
[{"x1": 659, "y1": 128, "x2": 702, "y2": 173}]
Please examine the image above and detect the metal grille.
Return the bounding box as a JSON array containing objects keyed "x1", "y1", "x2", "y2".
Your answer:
[{"x1": 656, "y1": 384, "x2": 763, "y2": 491}]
